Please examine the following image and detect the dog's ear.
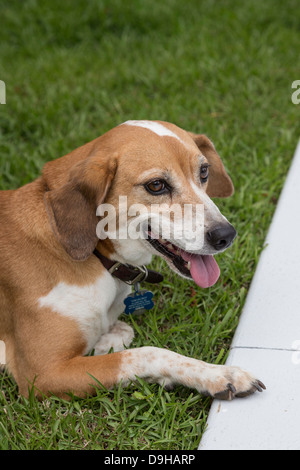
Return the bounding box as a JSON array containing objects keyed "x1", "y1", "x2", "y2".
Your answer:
[
  {"x1": 188, "y1": 133, "x2": 234, "y2": 198},
  {"x1": 44, "y1": 154, "x2": 117, "y2": 261}
]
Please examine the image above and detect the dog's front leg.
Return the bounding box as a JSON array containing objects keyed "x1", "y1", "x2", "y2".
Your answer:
[
  {"x1": 32, "y1": 346, "x2": 264, "y2": 400},
  {"x1": 120, "y1": 347, "x2": 265, "y2": 400}
]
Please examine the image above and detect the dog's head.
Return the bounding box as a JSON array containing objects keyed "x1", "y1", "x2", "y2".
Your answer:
[{"x1": 43, "y1": 120, "x2": 236, "y2": 288}]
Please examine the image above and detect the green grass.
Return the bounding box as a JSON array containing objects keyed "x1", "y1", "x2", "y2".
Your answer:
[{"x1": 0, "y1": 0, "x2": 299, "y2": 450}]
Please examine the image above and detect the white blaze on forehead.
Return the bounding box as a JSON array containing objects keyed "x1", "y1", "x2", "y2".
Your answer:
[{"x1": 123, "y1": 120, "x2": 186, "y2": 146}]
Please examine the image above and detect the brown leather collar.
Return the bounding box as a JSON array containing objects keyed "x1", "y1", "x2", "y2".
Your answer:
[{"x1": 93, "y1": 249, "x2": 164, "y2": 285}]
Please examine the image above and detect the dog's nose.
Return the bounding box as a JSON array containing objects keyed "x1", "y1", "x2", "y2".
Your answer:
[{"x1": 206, "y1": 224, "x2": 237, "y2": 251}]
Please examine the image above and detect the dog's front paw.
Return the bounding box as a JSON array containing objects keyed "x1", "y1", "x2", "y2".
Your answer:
[
  {"x1": 94, "y1": 321, "x2": 134, "y2": 355},
  {"x1": 202, "y1": 365, "x2": 266, "y2": 401}
]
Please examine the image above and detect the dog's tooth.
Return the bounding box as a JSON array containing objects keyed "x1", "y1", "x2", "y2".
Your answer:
[
  {"x1": 166, "y1": 243, "x2": 173, "y2": 250},
  {"x1": 187, "y1": 261, "x2": 191, "y2": 270}
]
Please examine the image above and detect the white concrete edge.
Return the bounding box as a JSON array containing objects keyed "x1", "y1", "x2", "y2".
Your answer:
[
  {"x1": 199, "y1": 139, "x2": 300, "y2": 450},
  {"x1": 230, "y1": 139, "x2": 300, "y2": 351}
]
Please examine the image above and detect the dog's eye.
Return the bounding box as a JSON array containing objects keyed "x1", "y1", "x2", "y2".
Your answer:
[
  {"x1": 200, "y1": 164, "x2": 210, "y2": 183},
  {"x1": 145, "y1": 179, "x2": 168, "y2": 195}
]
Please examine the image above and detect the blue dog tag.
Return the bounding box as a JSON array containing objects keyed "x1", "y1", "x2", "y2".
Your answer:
[{"x1": 124, "y1": 288, "x2": 154, "y2": 315}]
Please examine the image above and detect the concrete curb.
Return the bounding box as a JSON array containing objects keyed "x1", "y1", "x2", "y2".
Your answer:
[{"x1": 199, "y1": 141, "x2": 300, "y2": 450}]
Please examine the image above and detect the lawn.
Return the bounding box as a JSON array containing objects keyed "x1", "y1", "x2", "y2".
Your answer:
[{"x1": 0, "y1": 0, "x2": 299, "y2": 450}]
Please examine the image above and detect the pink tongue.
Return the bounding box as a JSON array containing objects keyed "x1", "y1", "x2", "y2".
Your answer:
[{"x1": 181, "y1": 251, "x2": 220, "y2": 288}]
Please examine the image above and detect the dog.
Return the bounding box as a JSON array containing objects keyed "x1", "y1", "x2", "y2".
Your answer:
[{"x1": 0, "y1": 120, "x2": 265, "y2": 399}]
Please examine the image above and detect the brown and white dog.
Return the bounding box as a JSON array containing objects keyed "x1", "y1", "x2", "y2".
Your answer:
[{"x1": 0, "y1": 120, "x2": 265, "y2": 399}]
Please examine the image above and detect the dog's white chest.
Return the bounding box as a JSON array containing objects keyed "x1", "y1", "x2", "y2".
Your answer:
[{"x1": 38, "y1": 271, "x2": 130, "y2": 353}]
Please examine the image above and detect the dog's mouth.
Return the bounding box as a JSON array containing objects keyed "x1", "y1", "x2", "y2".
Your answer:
[{"x1": 145, "y1": 227, "x2": 220, "y2": 288}]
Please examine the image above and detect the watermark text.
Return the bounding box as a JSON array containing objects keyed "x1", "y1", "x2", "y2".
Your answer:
[
  {"x1": 95, "y1": 196, "x2": 206, "y2": 250},
  {"x1": 291, "y1": 80, "x2": 300, "y2": 105},
  {"x1": 0, "y1": 80, "x2": 6, "y2": 104},
  {"x1": 291, "y1": 340, "x2": 300, "y2": 365}
]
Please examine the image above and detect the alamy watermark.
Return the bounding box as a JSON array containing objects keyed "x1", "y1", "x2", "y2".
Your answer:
[
  {"x1": 291, "y1": 80, "x2": 300, "y2": 105},
  {"x1": 95, "y1": 196, "x2": 206, "y2": 250},
  {"x1": 291, "y1": 340, "x2": 300, "y2": 365},
  {"x1": 0, "y1": 80, "x2": 6, "y2": 104}
]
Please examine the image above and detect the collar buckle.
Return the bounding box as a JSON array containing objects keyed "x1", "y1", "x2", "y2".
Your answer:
[
  {"x1": 124, "y1": 265, "x2": 148, "y2": 285},
  {"x1": 108, "y1": 261, "x2": 148, "y2": 285},
  {"x1": 108, "y1": 261, "x2": 122, "y2": 275}
]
